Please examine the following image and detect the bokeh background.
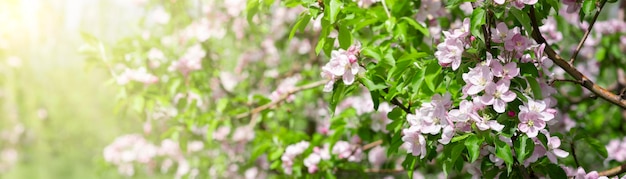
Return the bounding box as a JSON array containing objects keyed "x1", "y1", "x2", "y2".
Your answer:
[{"x1": 0, "y1": 0, "x2": 150, "y2": 178}]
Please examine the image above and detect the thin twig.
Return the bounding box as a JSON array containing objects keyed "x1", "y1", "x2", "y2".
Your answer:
[
  {"x1": 362, "y1": 139, "x2": 382, "y2": 150},
  {"x1": 381, "y1": 0, "x2": 391, "y2": 19},
  {"x1": 549, "y1": 78, "x2": 581, "y2": 86},
  {"x1": 235, "y1": 80, "x2": 329, "y2": 120},
  {"x1": 570, "y1": 142, "x2": 580, "y2": 168},
  {"x1": 599, "y1": 163, "x2": 626, "y2": 177},
  {"x1": 528, "y1": 6, "x2": 626, "y2": 109},
  {"x1": 570, "y1": 0, "x2": 607, "y2": 64},
  {"x1": 382, "y1": 88, "x2": 412, "y2": 114},
  {"x1": 364, "y1": 168, "x2": 405, "y2": 173}
]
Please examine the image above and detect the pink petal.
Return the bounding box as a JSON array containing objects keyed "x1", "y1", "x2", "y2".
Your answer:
[
  {"x1": 493, "y1": 99, "x2": 506, "y2": 113},
  {"x1": 500, "y1": 91, "x2": 517, "y2": 102}
]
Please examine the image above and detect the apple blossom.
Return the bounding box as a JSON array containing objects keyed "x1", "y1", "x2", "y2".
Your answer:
[{"x1": 480, "y1": 80, "x2": 517, "y2": 113}]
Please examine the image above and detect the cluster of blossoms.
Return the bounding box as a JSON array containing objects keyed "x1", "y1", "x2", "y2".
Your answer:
[
  {"x1": 303, "y1": 144, "x2": 331, "y2": 173},
  {"x1": 269, "y1": 75, "x2": 301, "y2": 102},
  {"x1": 103, "y1": 134, "x2": 204, "y2": 178},
  {"x1": 168, "y1": 44, "x2": 206, "y2": 76},
  {"x1": 116, "y1": 67, "x2": 159, "y2": 85},
  {"x1": 337, "y1": 92, "x2": 393, "y2": 132},
  {"x1": 281, "y1": 141, "x2": 310, "y2": 175},
  {"x1": 282, "y1": 137, "x2": 366, "y2": 175},
  {"x1": 434, "y1": 18, "x2": 470, "y2": 70},
  {"x1": 321, "y1": 44, "x2": 362, "y2": 92},
  {"x1": 606, "y1": 137, "x2": 626, "y2": 163},
  {"x1": 407, "y1": 9, "x2": 568, "y2": 170},
  {"x1": 0, "y1": 124, "x2": 24, "y2": 173},
  {"x1": 494, "y1": 0, "x2": 538, "y2": 9},
  {"x1": 563, "y1": 167, "x2": 611, "y2": 179}
]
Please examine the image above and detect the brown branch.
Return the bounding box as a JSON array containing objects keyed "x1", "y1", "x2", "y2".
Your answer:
[
  {"x1": 570, "y1": 0, "x2": 607, "y2": 64},
  {"x1": 381, "y1": 88, "x2": 412, "y2": 114},
  {"x1": 235, "y1": 79, "x2": 329, "y2": 120},
  {"x1": 528, "y1": 6, "x2": 626, "y2": 109},
  {"x1": 364, "y1": 168, "x2": 405, "y2": 173},
  {"x1": 362, "y1": 139, "x2": 382, "y2": 150},
  {"x1": 549, "y1": 78, "x2": 582, "y2": 86},
  {"x1": 599, "y1": 163, "x2": 626, "y2": 177}
]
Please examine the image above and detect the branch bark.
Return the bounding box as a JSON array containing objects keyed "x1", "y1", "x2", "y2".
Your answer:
[
  {"x1": 570, "y1": 0, "x2": 607, "y2": 64},
  {"x1": 528, "y1": 6, "x2": 626, "y2": 109},
  {"x1": 235, "y1": 79, "x2": 329, "y2": 120},
  {"x1": 599, "y1": 163, "x2": 626, "y2": 177}
]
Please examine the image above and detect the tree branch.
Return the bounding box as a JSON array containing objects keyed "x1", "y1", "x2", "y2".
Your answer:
[
  {"x1": 362, "y1": 139, "x2": 382, "y2": 150},
  {"x1": 570, "y1": 0, "x2": 607, "y2": 64},
  {"x1": 599, "y1": 163, "x2": 626, "y2": 177},
  {"x1": 528, "y1": 6, "x2": 626, "y2": 109},
  {"x1": 235, "y1": 79, "x2": 329, "y2": 120}
]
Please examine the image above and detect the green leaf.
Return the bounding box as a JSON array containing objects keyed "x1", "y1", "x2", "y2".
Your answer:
[
  {"x1": 288, "y1": 13, "x2": 312, "y2": 41},
  {"x1": 329, "y1": 0, "x2": 343, "y2": 24},
  {"x1": 400, "y1": 17, "x2": 430, "y2": 36},
  {"x1": 446, "y1": 0, "x2": 474, "y2": 7},
  {"x1": 361, "y1": 47, "x2": 382, "y2": 60},
  {"x1": 370, "y1": 90, "x2": 381, "y2": 110},
  {"x1": 245, "y1": 0, "x2": 260, "y2": 23},
  {"x1": 424, "y1": 60, "x2": 443, "y2": 92},
  {"x1": 450, "y1": 143, "x2": 466, "y2": 166},
  {"x1": 585, "y1": 137, "x2": 608, "y2": 158},
  {"x1": 518, "y1": 62, "x2": 539, "y2": 77},
  {"x1": 545, "y1": 163, "x2": 568, "y2": 178},
  {"x1": 495, "y1": 138, "x2": 514, "y2": 173},
  {"x1": 526, "y1": 76, "x2": 543, "y2": 100},
  {"x1": 514, "y1": 135, "x2": 535, "y2": 163},
  {"x1": 338, "y1": 25, "x2": 353, "y2": 49},
  {"x1": 451, "y1": 133, "x2": 472, "y2": 143},
  {"x1": 509, "y1": 8, "x2": 533, "y2": 36},
  {"x1": 465, "y1": 135, "x2": 482, "y2": 163},
  {"x1": 582, "y1": 0, "x2": 597, "y2": 16},
  {"x1": 402, "y1": 154, "x2": 418, "y2": 176},
  {"x1": 315, "y1": 37, "x2": 326, "y2": 55},
  {"x1": 360, "y1": 78, "x2": 387, "y2": 91},
  {"x1": 470, "y1": 8, "x2": 486, "y2": 40}
]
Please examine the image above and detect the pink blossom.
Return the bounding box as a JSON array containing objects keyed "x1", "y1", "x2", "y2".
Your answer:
[
  {"x1": 546, "y1": 136, "x2": 569, "y2": 163},
  {"x1": 462, "y1": 65, "x2": 494, "y2": 95},
  {"x1": 504, "y1": 33, "x2": 529, "y2": 52},
  {"x1": 212, "y1": 126, "x2": 231, "y2": 141},
  {"x1": 480, "y1": 80, "x2": 517, "y2": 113},
  {"x1": 303, "y1": 153, "x2": 321, "y2": 173},
  {"x1": 320, "y1": 45, "x2": 361, "y2": 89},
  {"x1": 169, "y1": 44, "x2": 206, "y2": 75},
  {"x1": 332, "y1": 141, "x2": 353, "y2": 159},
  {"x1": 281, "y1": 141, "x2": 310, "y2": 175},
  {"x1": 435, "y1": 38, "x2": 464, "y2": 70},
  {"x1": 415, "y1": 0, "x2": 444, "y2": 22},
  {"x1": 402, "y1": 126, "x2": 427, "y2": 158},
  {"x1": 491, "y1": 61, "x2": 520, "y2": 80},
  {"x1": 475, "y1": 116, "x2": 505, "y2": 132},
  {"x1": 270, "y1": 75, "x2": 301, "y2": 102},
  {"x1": 563, "y1": 0, "x2": 581, "y2": 13},
  {"x1": 491, "y1": 22, "x2": 510, "y2": 43},
  {"x1": 517, "y1": 0, "x2": 537, "y2": 5},
  {"x1": 368, "y1": 146, "x2": 386, "y2": 169},
  {"x1": 117, "y1": 67, "x2": 159, "y2": 85},
  {"x1": 448, "y1": 100, "x2": 479, "y2": 123},
  {"x1": 232, "y1": 126, "x2": 255, "y2": 142},
  {"x1": 539, "y1": 17, "x2": 563, "y2": 44},
  {"x1": 494, "y1": 0, "x2": 506, "y2": 5},
  {"x1": 371, "y1": 103, "x2": 393, "y2": 133},
  {"x1": 519, "y1": 99, "x2": 555, "y2": 122},
  {"x1": 606, "y1": 137, "x2": 626, "y2": 162},
  {"x1": 517, "y1": 111, "x2": 546, "y2": 138}
]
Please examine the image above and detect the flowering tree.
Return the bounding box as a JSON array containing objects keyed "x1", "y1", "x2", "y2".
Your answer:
[{"x1": 84, "y1": 0, "x2": 626, "y2": 178}]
